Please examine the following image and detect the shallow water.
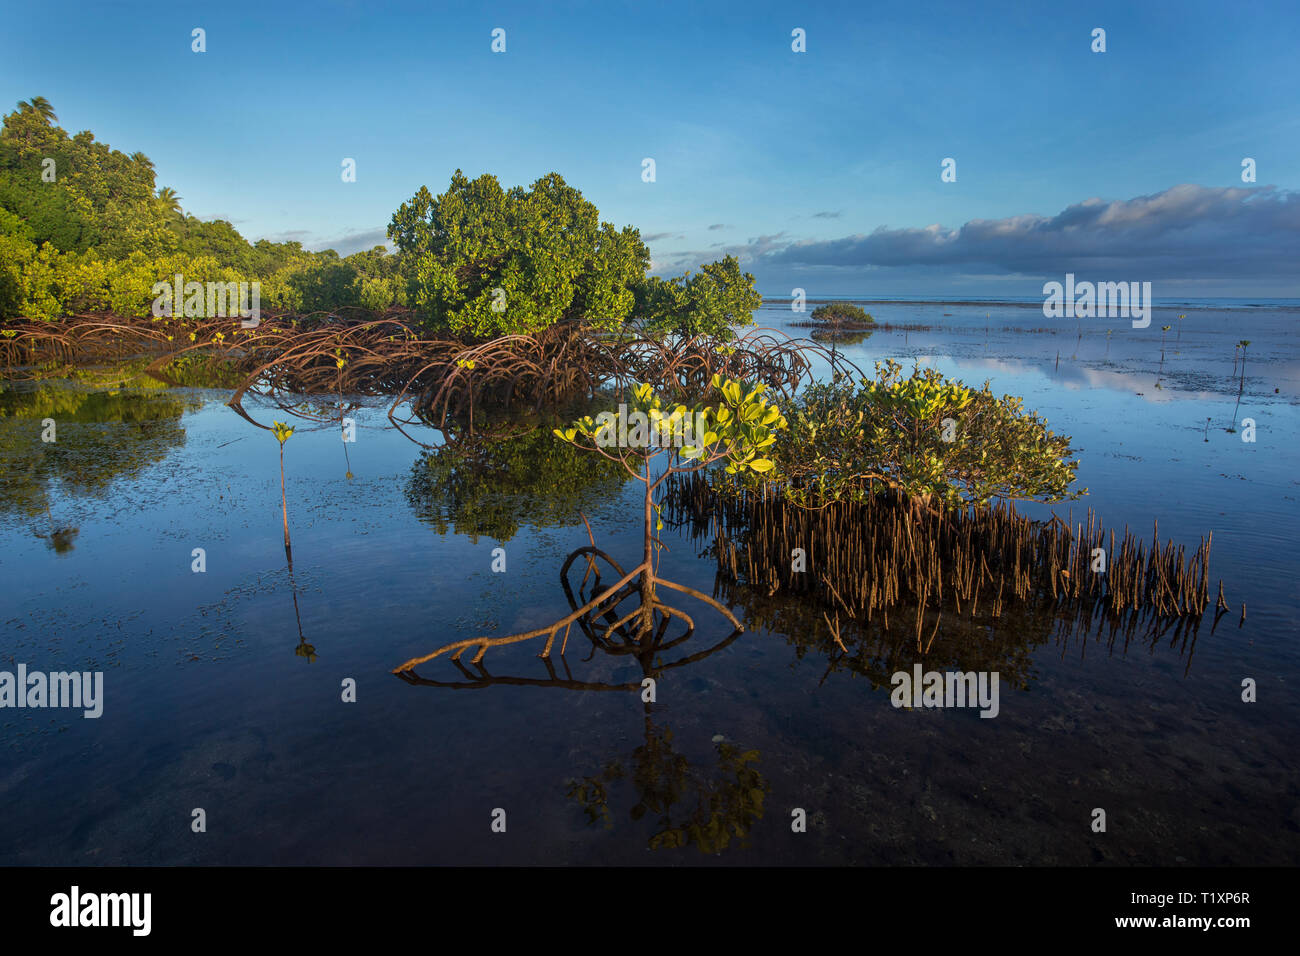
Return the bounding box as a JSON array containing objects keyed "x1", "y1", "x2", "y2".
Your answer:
[{"x1": 1, "y1": 303, "x2": 1297, "y2": 865}]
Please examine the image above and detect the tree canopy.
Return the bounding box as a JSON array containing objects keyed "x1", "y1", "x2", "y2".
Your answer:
[
  {"x1": 389, "y1": 170, "x2": 762, "y2": 338},
  {"x1": 808, "y1": 301, "x2": 874, "y2": 328},
  {"x1": 389, "y1": 170, "x2": 650, "y2": 336},
  {"x1": 752, "y1": 360, "x2": 1084, "y2": 508},
  {"x1": 0, "y1": 100, "x2": 407, "y2": 320},
  {"x1": 632, "y1": 256, "x2": 762, "y2": 340},
  {"x1": 1, "y1": 100, "x2": 763, "y2": 340}
]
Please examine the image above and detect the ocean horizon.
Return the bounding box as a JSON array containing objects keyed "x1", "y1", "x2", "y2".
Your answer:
[{"x1": 757, "y1": 294, "x2": 1300, "y2": 311}]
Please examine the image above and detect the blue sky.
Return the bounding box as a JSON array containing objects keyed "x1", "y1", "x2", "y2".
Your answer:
[{"x1": 2, "y1": 0, "x2": 1297, "y2": 295}]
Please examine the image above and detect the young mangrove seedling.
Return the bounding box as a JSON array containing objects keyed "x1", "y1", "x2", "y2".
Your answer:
[
  {"x1": 1229, "y1": 340, "x2": 1250, "y2": 432},
  {"x1": 272, "y1": 420, "x2": 295, "y2": 561},
  {"x1": 393, "y1": 374, "x2": 787, "y2": 672}
]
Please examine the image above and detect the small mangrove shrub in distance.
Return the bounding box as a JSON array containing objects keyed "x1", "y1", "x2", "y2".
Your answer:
[{"x1": 809, "y1": 301, "x2": 875, "y2": 328}]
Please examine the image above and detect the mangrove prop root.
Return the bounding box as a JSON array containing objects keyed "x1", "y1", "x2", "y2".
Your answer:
[
  {"x1": 1, "y1": 314, "x2": 852, "y2": 441},
  {"x1": 393, "y1": 561, "x2": 647, "y2": 672},
  {"x1": 662, "y1": 471, "x2": 1229, "y2": 650},
  {"x1": 393, "y1": 546, "x2": 743, "y2": 673},
  {"x1": 653, "y1": 577, "x2": 743, "y2": 631}
]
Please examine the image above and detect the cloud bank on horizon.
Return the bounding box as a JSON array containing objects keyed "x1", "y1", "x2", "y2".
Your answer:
[{"x1": 653, "y1": 184, "x2": 1300, "y2": 297}]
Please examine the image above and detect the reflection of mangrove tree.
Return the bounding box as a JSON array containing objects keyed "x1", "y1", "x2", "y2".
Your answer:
[
  {"x1": 403, "y1": 664, "x2": 769, "y2": 853},
  {"x1": 716, "y1": 571, "x2": 1207, "y2": 687},
  {"x1": 809, "y1": 326, "x2": 873, "y2": 347},
  {"x1": 289, "y1": 567, "x2": 315, "y2": 663},
  {"x1": 393, "y1": 558, "x2": 765, "y2": 855},
  {"x1": 405, "y1": 422, "x2": 630, "y2": 543},
  {"x1": 142, "y1": 353, "x2": 246, "y2": 390},
  {"x1": 0, "y1": 381, "x2": 195, "y2": 523},
  {"x1": 568, "y1": 718, "x2": 768, "y2": 854}
]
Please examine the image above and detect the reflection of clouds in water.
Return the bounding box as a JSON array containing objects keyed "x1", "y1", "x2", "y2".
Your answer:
[
  {"x1": 1267, "y1": 359, "x2": 1300, "y2": 390},
  {"x1": 942, "y1": 355, "x2": 1221, "y2": 403},
  {"x1": 890, "y1": 350, "x2": 1262, "y2": 404},
  {"x1": 808, "y1": 302, "x2": 1300, "y2": 407}
]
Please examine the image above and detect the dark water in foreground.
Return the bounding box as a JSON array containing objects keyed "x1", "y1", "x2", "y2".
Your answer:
[{"x1": 1, "y1": 303, "x2": 1297, "y2": 865}]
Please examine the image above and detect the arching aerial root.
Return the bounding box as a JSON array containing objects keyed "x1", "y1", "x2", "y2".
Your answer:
[{"x1": 391, "y1": 548, "x2": 742, "y2": 674}]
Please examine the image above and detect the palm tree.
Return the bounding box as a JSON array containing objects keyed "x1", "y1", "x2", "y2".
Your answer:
[
  {"x1": 156, "y1": 186, "x2": 182, "y2": 217},
  {"x1": 131, "y1": 151, "x2": 155, "y2": 173},
  {"x1": 17, "y1": 96, "x2": 56, "y2": 124}
]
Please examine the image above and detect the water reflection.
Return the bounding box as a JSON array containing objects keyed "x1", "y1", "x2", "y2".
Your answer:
[
  {"x1": 405, "y1": 424, "x2": 630, "y2": 542},
  {"x1": 400, "y1": 640, "x2": 768, "y2": 854},
  {"x1": 289, "y1": 562, "x2": 315, "y2": 663},
  {"x1": 720, "y1": 574, "x2": 1207, "y2": 686},
  {"x1": 809, "y1": 327, "x2": 874, "y2": 348},
  {"x1": 39, "y1": 523, "x2": 80, "y2": 553},
  {"x1": 0, "y1": 380, "x2": 198, "y2": 550},
  {"x1": 567, "y1": 717, "x2": 768, "y2": 853},
  {"x1": 0, "y1": 311, "x2": 1293, "y2": 865},
  {"x1": 395, "y1": 545, "x2": 766, "y2": 853}
]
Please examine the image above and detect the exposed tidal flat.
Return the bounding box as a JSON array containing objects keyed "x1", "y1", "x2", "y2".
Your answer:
[{"x1": 0, "y1": 300, "x2": 1296, "y2": 865}]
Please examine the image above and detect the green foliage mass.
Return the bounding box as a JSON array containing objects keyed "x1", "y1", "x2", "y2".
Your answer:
[
  {"x1": 761, "y1": 360, "x2": 1084, "y2": 507},
  {"x1": 406, "y1": 425, "x2": 631, "y2": 543},
  {"x1": 554, "y1": 374, "x2": 787, "y2": 478},
  {"x1": 553, "y1": 375, "x2": 787, "y2": 554},
  {"x1": 632, "y1": 256, "x2": 763, "y2": 340},
  {"x1": 389, "y1": 170, "x2": 762, "y2": 338},
  {"x1": 2, "y1": 99, "x2": 761, "y2": 339},
  {"x1": 809, "y1": 301, "x2": 874, "y2": 327},
  {"x1": 388, "y1": 170, "x2": 649, "y2": 336},
  {"x1": 0, "y1": 99, "x2": 405, "y2": 321}
]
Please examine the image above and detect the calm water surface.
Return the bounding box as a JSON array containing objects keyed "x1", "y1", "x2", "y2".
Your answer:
[{"x1": 1, "y1": 303, "x2": 1297, "y2": 865}]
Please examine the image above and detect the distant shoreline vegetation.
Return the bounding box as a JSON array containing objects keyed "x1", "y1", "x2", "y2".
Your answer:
[
  {"x1": 0, "y1": 98, "x2": 760, "y2": 339},
  {"x1": 3, "y1": 98, "x2": 1294, "y2": 330}
]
